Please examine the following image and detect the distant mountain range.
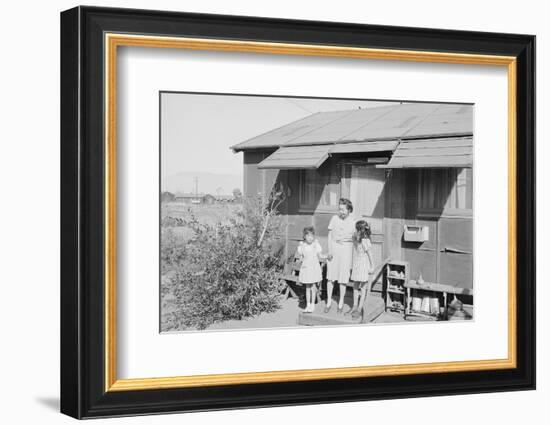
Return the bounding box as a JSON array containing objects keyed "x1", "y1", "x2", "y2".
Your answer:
[{"x1": 162, "y1": 171, "x2": 243, "y2": 196}]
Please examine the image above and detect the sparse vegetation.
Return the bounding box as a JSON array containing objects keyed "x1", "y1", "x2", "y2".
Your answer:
[{"x1": 161, "y1": 191, "x2": 286, "y2": 331}]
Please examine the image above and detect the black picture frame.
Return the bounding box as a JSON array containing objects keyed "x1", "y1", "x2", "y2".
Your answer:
[{"x1": 60, "y1": 5, "x2": 535, "y2": 419}]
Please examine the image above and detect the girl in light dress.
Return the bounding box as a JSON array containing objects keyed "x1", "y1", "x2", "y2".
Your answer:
[
  {"x1": 347, "y1": 220, "x2": 375, "y2": 319},
  {"x1": 295, "y1": 226, "x2": 327, "y2": 313}
]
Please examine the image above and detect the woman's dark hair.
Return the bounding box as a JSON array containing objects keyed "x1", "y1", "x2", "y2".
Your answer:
[
  {"x1": 354, "y1": 220, "x2": 371, "y2": 243},
  {"x1": 339, "y1": 197, "x2": 353, "y2": 213},
  {"x1": 303, "y1": 226, "x2": 315, "y2": 239}
]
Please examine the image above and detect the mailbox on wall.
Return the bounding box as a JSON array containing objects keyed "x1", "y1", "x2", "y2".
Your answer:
[{"x1": 403, "y1": 225, "x2": 430, "y2": 242}]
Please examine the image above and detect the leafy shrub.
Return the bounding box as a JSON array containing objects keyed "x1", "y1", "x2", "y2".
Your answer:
[
  {"x1": 162, "y1": 192, "x2": 286, "y2": 331},
  {"x1": 161, "y1": 216, "x2": 185, "y2": 227},
  {"x1": 160, "y1": 227, "x2": 188, "y2": 274}
]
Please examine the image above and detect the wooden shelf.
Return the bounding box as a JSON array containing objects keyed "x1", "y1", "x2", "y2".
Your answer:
[
  {"x1": 387, "y1": 288, "x2": 404, "y2": 294},
  {"x1": 384, "y1": 261, "x2": 410, "y2": 317}
]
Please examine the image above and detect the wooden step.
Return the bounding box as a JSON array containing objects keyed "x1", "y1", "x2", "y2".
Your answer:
[
  {"x1": 362, "y1": 296, "x2": 386, "y2": 323},
  {"x1": 298, "y1": 296, "x2": 385, "y2": 326}
]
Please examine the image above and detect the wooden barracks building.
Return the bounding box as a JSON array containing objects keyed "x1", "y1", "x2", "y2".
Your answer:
[{"x1": 231, "y1": 103, "x2": 474, "y2": 317}]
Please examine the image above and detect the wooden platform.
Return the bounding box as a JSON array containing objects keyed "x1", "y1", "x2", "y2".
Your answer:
[{"x1": 298, "y1": 296, "x2": 385, "y2": 326}]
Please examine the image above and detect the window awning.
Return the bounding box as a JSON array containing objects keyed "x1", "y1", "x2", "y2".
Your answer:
[
  {"x1": 257, "y1": 145, "x2": 331, "y2": 170},
  {"x1": 257, "y1": 141, "x2": 399, "y2": 170},
  {"x1": 329, "y1": 140, "x2": 398, "y2": 154},
  {"x1": 377, "y1": 137, "x2": 473, "y2": 169}
]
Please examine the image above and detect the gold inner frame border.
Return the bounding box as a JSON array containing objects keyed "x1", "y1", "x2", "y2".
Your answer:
[{"x1": 104, "y1": 33, "x2": 517, "y2": 392}]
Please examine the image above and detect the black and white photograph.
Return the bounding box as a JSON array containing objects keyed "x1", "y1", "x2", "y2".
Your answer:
[
  {"x1": 52, "y1": 2, "x2": 537, "y2": 420},
  {"x1": 160, "y1": 93, "x2": 474, "y2": 332}
]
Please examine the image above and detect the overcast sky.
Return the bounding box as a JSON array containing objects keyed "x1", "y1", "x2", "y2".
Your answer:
[{"x1": 160, "y1": 93, "x2": 399, "y2": 180}]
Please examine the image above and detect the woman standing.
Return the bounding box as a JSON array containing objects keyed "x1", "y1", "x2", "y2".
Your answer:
[{"x1": 326, "y1": 198, "x2": 356, "y2": 314}]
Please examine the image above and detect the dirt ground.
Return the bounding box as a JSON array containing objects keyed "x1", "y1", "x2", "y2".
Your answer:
[
  {"x1": 207, "y1": 297, "x2": 302, "y2": 331},
  {"x1": 163, "y1": 294, "x2": 405, "y2": 333}
]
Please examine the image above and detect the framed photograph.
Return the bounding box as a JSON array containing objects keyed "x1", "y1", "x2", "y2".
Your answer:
[{"x1": 60, "y1": 6, "x2": 535, "y2": 419}]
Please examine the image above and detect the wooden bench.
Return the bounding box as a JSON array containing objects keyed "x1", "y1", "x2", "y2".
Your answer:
[
  {"x1": 280, "y1": 257, "x2": 302, "y2": 299},
  {"x1": 280, "y1": 257, "x2": 324, "y2": 303}
]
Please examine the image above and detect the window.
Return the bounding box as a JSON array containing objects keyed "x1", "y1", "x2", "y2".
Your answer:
[
  {"x1": 299, "y1": 162, "x2": 349, "y2": 210},
  {"x1": 418, "y1": 168, "x2": 472, "y2": 213}
]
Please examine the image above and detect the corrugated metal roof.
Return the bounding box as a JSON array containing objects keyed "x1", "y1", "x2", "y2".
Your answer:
[
  {"x1": 232, "y1": 103, "x2": 473, "y2": 151},
  {"x1": 377, "y1": 136, "x2": 473, "y2": 169}
]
